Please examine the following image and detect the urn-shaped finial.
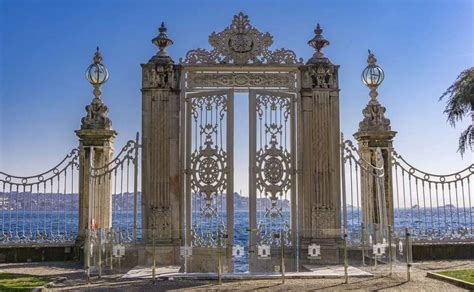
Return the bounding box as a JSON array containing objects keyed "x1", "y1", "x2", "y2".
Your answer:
[
  {"x1": 152, "y1": 22, "x2": 174, "y2": 59},
  {"x1": 307, "y1": 24, "x2": 330, "y2": 64}
]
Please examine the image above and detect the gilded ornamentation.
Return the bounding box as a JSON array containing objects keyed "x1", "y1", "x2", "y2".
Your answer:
[
  {"x1": 181, "y1": 12, "x2": 302, "y2": 65},
  {"x1": 187, "y1": 72, "x2": 297, "y2": 90}
]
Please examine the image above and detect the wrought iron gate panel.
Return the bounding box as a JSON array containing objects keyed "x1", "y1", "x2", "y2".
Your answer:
[
  {"x1": 185, "y1": 90, "x2": 234, "y2": 247},
  {"x1": 249, "y1": 90, "x2": 296, "y2": 250}
]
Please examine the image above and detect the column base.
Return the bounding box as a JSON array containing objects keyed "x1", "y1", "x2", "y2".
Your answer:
[{"x1": 137, "y1": 244, "x2": 181, "y2": 266}]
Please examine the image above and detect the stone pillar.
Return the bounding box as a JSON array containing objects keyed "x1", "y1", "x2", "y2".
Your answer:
[
  {"x1": 299, "y1": 24, "x2": 341, "y2": 262},
  {"x1": 76, "y1": 48, "x2": 116, "y2": 242},
  {"x1": 140, "y1": 23, "x2": 181, "y2": 265},
  {"x1": 354, "y1": 51, "x2": 396, "y2": 227}
]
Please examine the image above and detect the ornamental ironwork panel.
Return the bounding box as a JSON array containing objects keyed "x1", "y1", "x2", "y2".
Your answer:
[
  {"x1": 186, "y1": 71, "x2": 297, "y2": 90},
  {"x1": 185, "y1": 90, "x2": 234, "y2": 247},
  {"x1": 180, "y1": 12, "x2": 302, "y2": 65},
  {"x1": 249, "y1": 90, "x2": 296, "y2": 249}
]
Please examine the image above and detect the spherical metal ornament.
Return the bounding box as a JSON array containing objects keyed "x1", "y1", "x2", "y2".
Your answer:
[
  {"x1": 85, "y1": 47, "x2": 109, "y2": 86},
  {"x1": 361, "y1": 50, "x2": 384, "y2": 88},
  {"x1": 361, "y1": 64, "x2": 384, "y2": 88}
]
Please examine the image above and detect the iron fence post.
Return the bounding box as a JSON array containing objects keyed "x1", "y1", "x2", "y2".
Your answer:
[
  {"x1": 405, "y1": 227, "x2": 411, "y2": 281},
  {"x1": 388, "y1": 225, "x2": 392, "y2": 276},
  {"x1": 281, "y1": 230, "x2": 285, "y2": 284},
  {"x1": 361, "y1": 222, "x2": 366, "y2": 266},
  {"x1": 133, "y1": 132, "x2": 139, "y2": 243}
]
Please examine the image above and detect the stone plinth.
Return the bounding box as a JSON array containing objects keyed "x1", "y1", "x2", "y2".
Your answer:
[
  {"x1": 76, "y1": 129, "x2": 116, "y2": 242},
  {"x1": 354, "y1": 99, "x2": 396, "y2": 227}
]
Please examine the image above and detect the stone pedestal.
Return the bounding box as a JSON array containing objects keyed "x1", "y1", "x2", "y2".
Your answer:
[
  {"x1": 354, "y1": 99, "x2": 396, "y2": 226},
  {"x1": 76, "y1": 129, "x2": 116, "y2": 241}
]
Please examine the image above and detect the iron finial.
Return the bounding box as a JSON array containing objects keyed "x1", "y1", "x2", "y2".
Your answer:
[
  {"x1": 367, "y1": 49, "x2": 377, "y2": 66},
  {"x1": 361, "y1": 49, "x2": 384, "y2": 101},
  {"x1": 85, "y1": 47, "x2": 109, "y2": 99}
]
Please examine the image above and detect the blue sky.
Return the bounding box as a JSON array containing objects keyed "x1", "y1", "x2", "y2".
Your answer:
[{"x1": 0, "y1": 0, "x2": 472, "y2": 194}]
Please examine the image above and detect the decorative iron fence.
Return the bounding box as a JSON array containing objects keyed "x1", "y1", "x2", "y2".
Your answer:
[
  {"x1": 392, "y1": 151, "x2": 474, "y2": 241},
  {"x1": 0, "y1": 149, "x2": 80, "y2": 244},
  {"x1": 0, "y1": 133, "x2": 141, "y2": 247},
  {"x1": 341, "y1": 137, "x2": 387, "y2": 244}
]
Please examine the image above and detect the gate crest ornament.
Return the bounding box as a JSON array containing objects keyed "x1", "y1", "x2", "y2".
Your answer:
[{"x1": 181, "y1": 12, "x2": 303, "y2": 65}]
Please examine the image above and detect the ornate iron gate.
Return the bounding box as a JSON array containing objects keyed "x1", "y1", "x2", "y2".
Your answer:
[
  {"x1": 249, "y1": 90, "x2": 296, "y2": 268},
  {"x1": 185, "y1": 90, "x2": 234, "y2": 248}
]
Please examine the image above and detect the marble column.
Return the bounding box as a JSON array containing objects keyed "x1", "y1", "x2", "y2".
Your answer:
[
  {"x1": 140, "y1": 23, "x2": 181, "y2": 265},
  {"x1": 354, "y1": 100, "x2": 396, "y2": 227},
  {"x1": 299, "y1": 24, "x2": 341, "y2": 263}
]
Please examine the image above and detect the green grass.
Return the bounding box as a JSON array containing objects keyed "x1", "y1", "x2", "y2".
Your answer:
[
  {"x1": 0, "y1": 273, "x2": 50, "y2": 291},
  {"x1": 437, "y1": 269, "x2": 474, "y2": 284}
]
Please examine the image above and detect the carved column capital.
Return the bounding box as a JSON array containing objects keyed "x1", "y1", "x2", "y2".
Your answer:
[
  {"x1": 300, "y1": 63, "x2": 339, "y2": 91},
  {"x1": 141, "y1": 63, "x2": 180, "y2": 91}
]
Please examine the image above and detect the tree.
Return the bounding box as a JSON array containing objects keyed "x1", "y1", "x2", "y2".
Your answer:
[{"x1": 439, "y1": 67, "x2": 474, "y2": 156}]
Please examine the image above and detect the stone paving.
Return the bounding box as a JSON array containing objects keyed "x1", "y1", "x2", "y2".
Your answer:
[{"x1": 0, "y1": 260, "x2": 473, "y2": 291}]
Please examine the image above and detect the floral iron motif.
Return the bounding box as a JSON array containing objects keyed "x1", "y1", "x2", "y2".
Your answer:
[{"x1": 181, "y1": 12, "x2": 302, "y2": 65}]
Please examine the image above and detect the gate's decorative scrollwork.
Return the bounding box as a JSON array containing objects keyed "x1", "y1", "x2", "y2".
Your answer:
[
  {"x1": 181, "y1": 12, "x2": 302, "y2": 65},
  {"x1": 252, "y1": 91, "x2": 294, "y2": 247},
  {"x1": 187, "y1": 91, "x2": 231, "y2": 247},
  {"x1": 190, "y1": 138, "x2": 227, "y2": 218},
  {"x1": 256, "y1": 137, "x2": 291, "y2": 218},
  {"x1": 187, "y1": 72, "x2": 297, "y2": 90}
]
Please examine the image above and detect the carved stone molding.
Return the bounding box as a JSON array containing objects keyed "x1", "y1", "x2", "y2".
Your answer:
[
  {"x1": 80, "y1": 97, "x2": 112, "y2": 130},
  {"x1": 151, "y1": 205, "x2": 172, "y2": 240},
  {"x1": 181, "y1": 12, "x2": 302, "y2": 65},
  {"x1": 311, "y1": 206, "x2": 336, "y2": 237},
  {"x1": 301, "y1": 64, "x2": 338, "y2": 90},
  {"x1": 358, "y1": 99, "x2": 391, "y2": 132},
  {"x1": 142, "y1": 63, "x2": 179, "y2": 90},
  {"x1": 187, "y1": 71, "x2": 297, "y2": 89}
]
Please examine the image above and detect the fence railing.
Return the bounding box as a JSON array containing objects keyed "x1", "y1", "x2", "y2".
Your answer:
[
  {"x1": 0, "y1": 134, "x2": 142, "y2": 246},
  {"x1": 0, "y1": 149, "x2": 80, "y2": 244},
  {"x1": 392, "y1": 150, "x2": 474, "y2": 241},
  {"x1": 341, "y1": 137, "x2": 387, "y2": 244},
  {"x1": 89, "y1": 133, "x2": 141, "y2": 243},
  {"x1": 340, "y1": 138, "x2": 474, "y2": 243}
]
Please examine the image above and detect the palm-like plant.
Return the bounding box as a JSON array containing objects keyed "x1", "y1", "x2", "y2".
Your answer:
[{"x1": 439, "y1": 67, "x2": 474, "y2": 156}]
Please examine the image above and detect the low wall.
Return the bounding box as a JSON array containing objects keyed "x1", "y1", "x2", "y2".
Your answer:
[
  {"x1": 0, "y1": 243, "x2": 77, "y2": 263},
  {"x1": 412, "y1": 242, "x2": 474, "y2": 261},
  {"x1": 1, "y1": 241, "x2": 474, "y2": 264}
]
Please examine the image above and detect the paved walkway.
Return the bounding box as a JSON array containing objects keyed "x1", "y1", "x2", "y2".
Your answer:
[{"x1": 0, "y1": 260, "x2": 472, "y2": 291}]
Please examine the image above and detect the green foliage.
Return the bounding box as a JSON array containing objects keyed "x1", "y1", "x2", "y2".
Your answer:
[
  {"x1": 437, "y1": 269, "x2": 474, "y2": 283},
  {"x1": 0, "y1": 273, "x2": 50, "y2": 291},
  {"x1": 439, "y1": 67, "x2": 474, "y2": 156}
]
